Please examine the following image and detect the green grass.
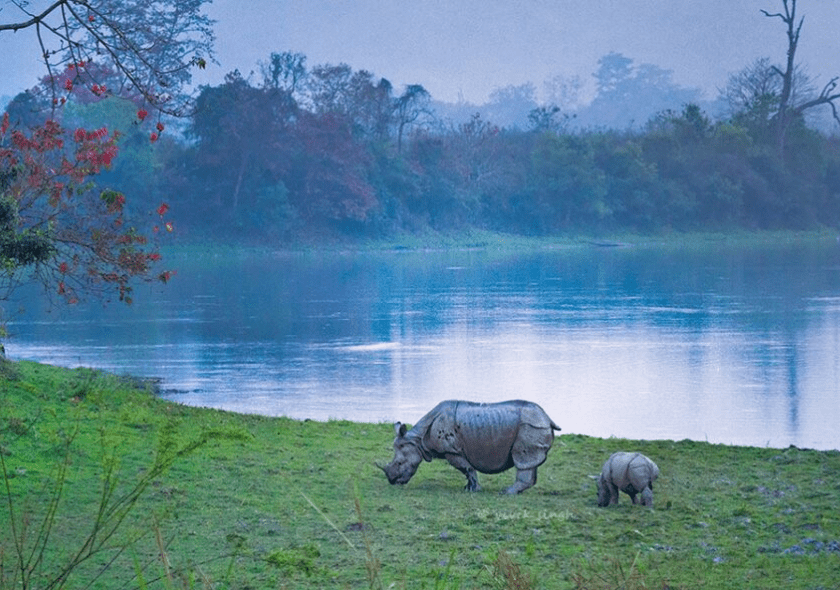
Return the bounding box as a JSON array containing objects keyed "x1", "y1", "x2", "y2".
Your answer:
[
  {"x1": 354, "y1": 227, "x2": 840, "y2": 254},
  {"x1": 2, "y1": 359, "x2": 839, "y2": 589},
  {"x1": 168, "y1": 227, "x2": 840, "y2": 257}
]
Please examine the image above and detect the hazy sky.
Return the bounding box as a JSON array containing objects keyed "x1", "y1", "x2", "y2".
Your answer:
[{"x1": 3, "y1": 0, "x2": 840, "y2": 105}]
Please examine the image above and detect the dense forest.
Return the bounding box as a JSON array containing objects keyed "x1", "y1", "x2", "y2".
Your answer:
[{"x1": 5, "y1": 49, "x2": 840, "y2": 244}]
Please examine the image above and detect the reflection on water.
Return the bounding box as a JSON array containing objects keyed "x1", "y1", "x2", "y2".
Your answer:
[{"x1": 7, "y1": 241, "x2": 840, "y2": 450}]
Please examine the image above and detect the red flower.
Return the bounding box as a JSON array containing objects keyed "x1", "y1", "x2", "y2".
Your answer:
[
  {"x1": 157, "y1": 202, "x2": 169, "y2": 216},
  {"x1": 148, "y1": 252, "x2": 162, "y2": 262},
  {"x1": 156, "y1": 122, "x2": 165, "y2": 132},
  {"x1": 64, "y1": 78, "x2": 73, "y2": 91},
  {"x1": 165, "y1": 221, "x2": 174, "y2": 232},
  {"x1": 137, "y1": 109, "x2": 148, "y2": 121},
  {"x1": 59, "y1": 262, "x2": 68, "y2": 274},
  {"x1": 150, "y1": 132, "x2": 158, "y2": 142},
  {"x1": 88, "y1": 14, "x2": 95, "y2": 22}
]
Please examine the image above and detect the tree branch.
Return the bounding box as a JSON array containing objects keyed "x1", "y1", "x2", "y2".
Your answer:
[
  {"x1": 2, "y1": 0, "x2": 214, "y2": 116},
  {"x1": 793, "y1": 76, "x2": 840, "y2": 124},
  {"x1": 818, "y1": 77, "x2": 839, "y2": 99},
  {"x1": 0, "y1": 0, "x2": 67, "y2": 33},
  {"x1": 759, "y1": 10, "x2": 785, "y2": 20}
]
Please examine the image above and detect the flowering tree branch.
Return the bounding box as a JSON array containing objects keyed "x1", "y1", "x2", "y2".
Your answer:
[
  {"x1": 0, "y1": 0, "x2": 211, "y2": 308},
  {"x1": 0, "y1": 112, "x2": 173, "y2": 304}
]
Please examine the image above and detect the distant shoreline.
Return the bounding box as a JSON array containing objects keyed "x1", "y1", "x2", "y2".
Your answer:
[{"x1": 166, "y1": 227, "x2": 840, "y2": 256}]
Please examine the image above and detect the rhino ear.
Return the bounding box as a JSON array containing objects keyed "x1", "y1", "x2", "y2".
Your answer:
[{"x1": 394, "y1": 422, "x2": 408, "y2": 437}]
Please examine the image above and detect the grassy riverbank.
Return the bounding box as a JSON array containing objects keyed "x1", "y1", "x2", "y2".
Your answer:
[
  {"x1": 2, "y1": 360, "x2": 839, "y2": 589},
  {"x1": 171, "y1": 227, "x2": 840, "y2": 256},
  {"x1": 355, "y1": 227, "x2": 840, "y2": 253}
]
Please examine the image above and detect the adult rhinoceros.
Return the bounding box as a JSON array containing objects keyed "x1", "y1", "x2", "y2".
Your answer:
[{"x1": 378, "y1": 400, "x2": 561, "y2": 494}]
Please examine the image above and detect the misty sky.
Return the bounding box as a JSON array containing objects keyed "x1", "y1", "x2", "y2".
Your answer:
[{"x1": 2, "y1": 0, "x2": 840, "y2": 105}]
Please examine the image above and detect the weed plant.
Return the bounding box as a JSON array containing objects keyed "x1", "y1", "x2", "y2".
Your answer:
[{"x1": 2, "y1": 360, "x2": 839, "y2": 589}]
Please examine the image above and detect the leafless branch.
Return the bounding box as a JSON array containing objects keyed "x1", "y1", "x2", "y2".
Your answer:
[{"x1": 0, "y1": 0, "x2": 65, "y2": 33}]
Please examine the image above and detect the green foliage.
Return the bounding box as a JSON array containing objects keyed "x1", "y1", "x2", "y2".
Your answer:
[
  {"x1": 0, "y1": 196, "x2": 55, "y2": 267},
  {"x1": 265, "y1": 544, "x2": 321, "y2": 577},
  {"x1": 170, "y1": 77, "x2": 840, "y2": 241},
  {"x1": 28, "y1": 50, "x2": 835, "y2": 245},
  {"x1": 527, "y1": 133, "x2": 609, "y2": 231},
  {"x1": 0, "y1": 363, "x2": 235, "y2": 590},
  {"x1": 0, "y1": 230, "x2": 55, "y2": 268}
]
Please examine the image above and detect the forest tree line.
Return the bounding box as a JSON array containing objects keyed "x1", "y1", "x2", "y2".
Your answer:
[{"x1": 6, "y1": 50, "x2": 840, "y2": 244}]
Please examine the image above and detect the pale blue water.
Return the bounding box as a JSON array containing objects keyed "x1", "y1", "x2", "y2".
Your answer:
[{"x1": 7, "y1": 241, "x2": 840, "y2": 449}]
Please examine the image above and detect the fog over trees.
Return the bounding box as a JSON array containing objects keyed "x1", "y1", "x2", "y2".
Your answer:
[
  {"x1": 3, "y1": 0, "x2": 840, "y2": 248},
  {"x1": 434, "y1": 51, "x2": 710, "y2": 133}
]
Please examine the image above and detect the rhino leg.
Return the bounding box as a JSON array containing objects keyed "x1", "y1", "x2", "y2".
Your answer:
[
  {"x1": 504, "y1": 467, "x2": 537, "y2": 495},
  {"x1": 445, "y1": 454, "x2": 481, "y2": 491},
  {"x1": 607, "y1": 482, "x2": 620, "y2": 505},
  {"x1": 621, "y1": 483, "x2": 640, "y2": 504},
  {"x1": 510, "y1": 425, "x2": 552, "y2": 470}
]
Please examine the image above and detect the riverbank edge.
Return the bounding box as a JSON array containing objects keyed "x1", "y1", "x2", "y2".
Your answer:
[
  {"x1": 2, "y1": 358, "x2": 840, "y2": 589},
  {"x1": 165, "y1": 227, "x2": 840, "y2": 256},
  {"x1": 1, "y1": 357, "x2": 833, "y2": 453}
]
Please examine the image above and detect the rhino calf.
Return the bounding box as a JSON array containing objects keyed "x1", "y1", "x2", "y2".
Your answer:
[
  {"x1": 597, "y1": 452, "x2": 659, "y2": 507},
  {"x1": 379, "y1": 400, "x2": 560, "y2": 494}
]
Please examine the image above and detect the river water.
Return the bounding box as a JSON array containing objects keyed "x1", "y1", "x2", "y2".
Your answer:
[{"x1": 7, "y1": 240, "x2": 840, "y2": 450}]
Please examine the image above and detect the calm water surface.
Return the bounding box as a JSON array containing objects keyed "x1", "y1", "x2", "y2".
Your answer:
[{"x1": 7, "y1": 241, "x2": 840, "y2": 450}]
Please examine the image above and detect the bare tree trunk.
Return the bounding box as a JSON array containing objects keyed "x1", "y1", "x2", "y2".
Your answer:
[
  {"x1": 762, "y1": 0, "x2": 840, "y2": 154},
  {"x1": 232, "y1": 154, "x2": 247, "y2": 214},
  {"x1": 762, "y1": 0, "x2": 802, "y2": 154}
]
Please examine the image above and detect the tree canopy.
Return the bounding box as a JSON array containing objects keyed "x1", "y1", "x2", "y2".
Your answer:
[
  {"x1": 3, "y1": 0, "x2": 840, "y2": 267},
  {"x1": 150, "y1": 48, "x2": 840, "y2": 241}
]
